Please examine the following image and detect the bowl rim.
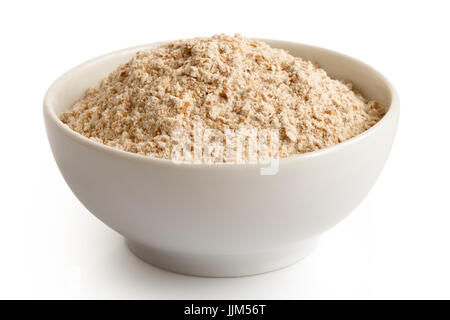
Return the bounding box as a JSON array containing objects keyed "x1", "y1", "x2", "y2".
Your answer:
[{"x1": 44, "y1": 39, "x2": 400, "y2": 168}]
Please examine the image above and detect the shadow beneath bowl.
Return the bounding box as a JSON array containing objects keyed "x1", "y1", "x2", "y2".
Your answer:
[{"x1": 87, "y1": 239, "x2": 318, "y2": 299}]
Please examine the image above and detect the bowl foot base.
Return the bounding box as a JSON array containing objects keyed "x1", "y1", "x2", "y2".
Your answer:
[{"x1": 126, "y1": 237, "x2": 319, "y2": 277}]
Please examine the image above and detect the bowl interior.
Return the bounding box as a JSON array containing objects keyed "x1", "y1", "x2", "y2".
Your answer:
[{"x1": 45, "y1": 40, "x2": 393, "y2": 119}]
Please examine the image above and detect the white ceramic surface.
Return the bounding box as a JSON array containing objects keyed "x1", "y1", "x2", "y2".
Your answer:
[{"x1": 43, "y1": 40, "x2": 399, "y2": 277}]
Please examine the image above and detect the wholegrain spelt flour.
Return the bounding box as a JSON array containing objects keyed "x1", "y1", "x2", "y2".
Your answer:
[{"x1": 60, "y1": 34, "x2": 385, "y2": 163}]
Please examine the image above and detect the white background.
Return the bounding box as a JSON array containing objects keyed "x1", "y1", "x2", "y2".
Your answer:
[{"x1": 1, "y1": 0, "x2": 449, "y2": 299}]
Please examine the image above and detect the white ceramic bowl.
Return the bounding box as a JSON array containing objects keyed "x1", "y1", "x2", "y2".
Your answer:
[{"x1": 44, "y1": 40, "x2": 399, "y2": 277}]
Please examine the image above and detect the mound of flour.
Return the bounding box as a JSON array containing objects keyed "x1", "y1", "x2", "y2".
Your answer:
[{"x1": 60, "y1": 34, "x2": 385, "y2": 162}]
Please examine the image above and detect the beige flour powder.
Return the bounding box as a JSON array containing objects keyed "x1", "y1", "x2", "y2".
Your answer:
[{"x1": 60, "y1": 34, "x2": 385, "y2": 163}]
